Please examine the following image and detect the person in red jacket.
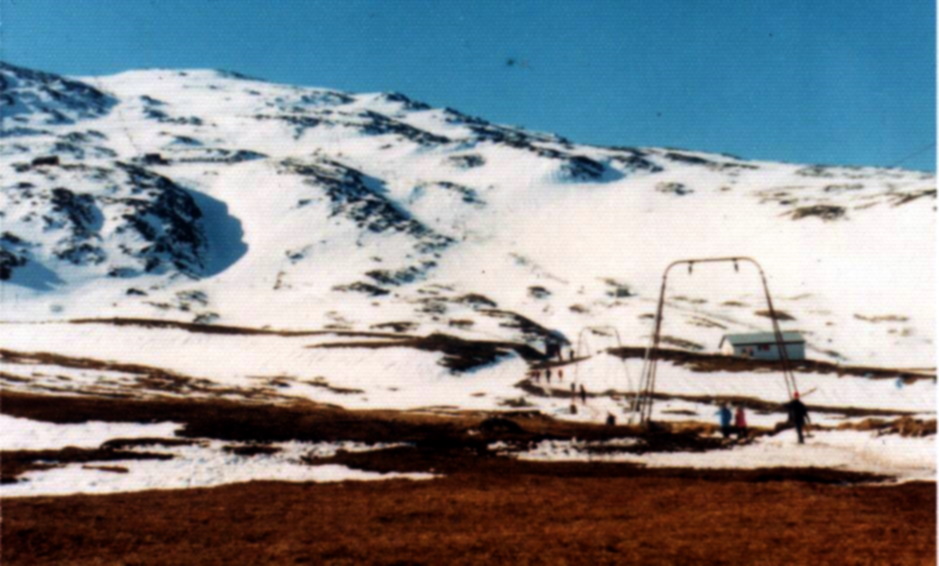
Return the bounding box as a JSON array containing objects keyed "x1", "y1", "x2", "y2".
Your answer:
[{"x1": 735, "y1": 406, "x2": 748, "y2": 439}]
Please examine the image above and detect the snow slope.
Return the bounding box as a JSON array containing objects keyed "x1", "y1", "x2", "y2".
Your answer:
[
  {"x1": 1, "y1": 61, "x2": 934, "y2": 370},
  {"x1": 1, "y1": 62, "x2": 934, "y2": 490}
]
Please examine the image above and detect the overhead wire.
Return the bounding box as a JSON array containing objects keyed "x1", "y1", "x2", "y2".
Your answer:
[{"x1": 885, "y1": 142, "x2": 935, "y2": 170}]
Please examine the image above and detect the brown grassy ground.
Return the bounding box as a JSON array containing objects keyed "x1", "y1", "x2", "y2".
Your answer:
[
  {"x1": 1, "y1": 391, "x2": 935, "y2": 565},
  {"x1": 0, "y1": 390, "x2": 714, "y2": 449},
  {"x1": 2, "y1": 475, "x2": 934, "y2": 565}
]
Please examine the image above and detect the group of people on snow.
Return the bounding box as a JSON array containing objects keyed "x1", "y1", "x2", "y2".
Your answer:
[
  {"x1": 529, "y1": 366, "x2": 813, "y2": 444},
  {"x1": 717, "y1": 404, "x2": 749, "y2": 439},
  {"x1": 527, "y1": 368, "x2": 588, "y2": 403},
  {"x1": 717, "y1": 392, "x2": 811, "y2": 444}
]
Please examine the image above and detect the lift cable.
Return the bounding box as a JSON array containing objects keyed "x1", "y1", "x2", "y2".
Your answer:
[{"x1": 885, "y1": 142, "x2": 935, "y2": 170}]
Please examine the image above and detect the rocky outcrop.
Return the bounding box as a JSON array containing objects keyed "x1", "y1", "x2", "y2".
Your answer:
[
  {"x1": 281, "y1": 158, "x2": 454, "y2": 253},
  {"x1": 0, "y1": 62, "x2": 117, "y2": 127},
  {"x1": 1, "y1": 159, "x2": 208, "y2": 281},
  {"x1": 114, "y1": 164, "x2": 206, "y2": 275}
]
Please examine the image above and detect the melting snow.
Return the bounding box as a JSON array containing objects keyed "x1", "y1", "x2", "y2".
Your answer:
[
  {"x1": 512, "y1": 431, "x2": 936, "y2": 482},
  {"x1": 0, "y1": 417, "x2": 433, "y2": 497},
  {"x1": 0, "y1": 414, "x2": 180, "y2": 451}
]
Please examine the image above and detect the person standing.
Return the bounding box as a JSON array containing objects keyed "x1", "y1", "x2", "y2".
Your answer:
[
  {"x1": 717, "y1": 404, "x2": 733, "y2": 439},
  {"x1": 579, "y1": 384, "x2": 587, "y2": 404},
  {"x1": 784, "y1": 392, "x2": 811, "y2": 444},
  {"x1": 735, "y1": 406, "x2": 748, "y2": 439}
]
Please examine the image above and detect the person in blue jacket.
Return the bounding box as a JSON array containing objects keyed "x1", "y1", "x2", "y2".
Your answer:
[{"x1": 717, "y1": 404, "x2": 733, "y2": 438}]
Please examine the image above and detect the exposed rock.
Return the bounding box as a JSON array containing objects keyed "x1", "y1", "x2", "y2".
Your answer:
[
  {"x1": 529, "y1": 286, "x2": 551, "y2": 299},
  {"x1": 417, "y1": 181, "x2": 484, "y2": 205},
  {"x1": 370, "y1": 321, "x2": 418, "y2": 333},
  {"x1": 663, "y1": 151, "x2": 712, "y2": 166},
  {"x1": 455, "y1": 293, "x2": 498, "y2": 309},
  {"x1": 366, "y1": 265, "x2": 429, "y2": 286},
  {"x1": 602, "y1": 278, "x2": 634, "y2": 298},
  {"x1": 333, "y1": 281, "x2": 390, "y2": 296},
  {"x1": 656, "y1": 182, "x2": 693, "y2": 196},
  {"x1": 379, "y1": 92, "x2": 431, "y2": 111},
  {"x1": 788, "y1": 205, "x2": 846, "y2": 221},
  {"x1": 0, "y1": 248, "x2": 27, "y2": 280},
  {"x1": 357, "y1": 110, "x2": 450, "y2": 146},
  {"x1": 115, "y1": 163, "x2": 206, "y2": 275},
  {"x1": 31, "y1": 155, "x2": 59, "y2": 167},
  {"x1": 446, "y1": 153, "x2": 486, "y2": 169},
  {"x1": 0, "y1": 62, "x2": 117, "y2": 126},
  {"x1": 281, "y1": 158, "x2": 453, "y2": 254},
  {"x1": 607, "y1": 148, "x2": 663, "y2": 174}
]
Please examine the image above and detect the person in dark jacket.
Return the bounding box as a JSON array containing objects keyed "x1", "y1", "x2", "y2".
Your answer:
[
  {"x1": 784, "y1": 392, "x2": 810, "y2": 444},
  {"x1": 734, "y1": 406, "x2": 748, "y2": 439},
  {"x1": 717, "y1": 404, "x2": 733, "y2": 438},
  {"x1": 544, "y1": 341, "x2": 557, "y2": 361},
  {"x1": 579, "y1": 384, "x2": 587, "y2": 404}
]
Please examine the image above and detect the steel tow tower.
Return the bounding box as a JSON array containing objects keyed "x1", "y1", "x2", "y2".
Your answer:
[{"x1": 633, "y1": 257, "x2": 799, "y2": 426}]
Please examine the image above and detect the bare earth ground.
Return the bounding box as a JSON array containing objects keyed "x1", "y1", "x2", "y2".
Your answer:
[
  {"x1": 3, "y1": 476, "x2": 934, "y2": 565},
  {"x1": 1, "y1": 391, "x2": 935, "y2": 565}
]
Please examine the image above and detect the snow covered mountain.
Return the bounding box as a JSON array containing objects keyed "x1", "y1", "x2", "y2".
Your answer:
[{"x1": 0, "y1": 61, "x2": 935, "y2": 370}]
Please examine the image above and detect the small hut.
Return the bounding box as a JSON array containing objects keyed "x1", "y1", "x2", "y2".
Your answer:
[{"x1": 719, "y1": 331, "x2": 805, "y2": 361}]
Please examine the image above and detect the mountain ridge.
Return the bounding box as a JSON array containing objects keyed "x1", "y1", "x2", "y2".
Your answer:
[{"x1": 0, "y1": 62, "x2": 934, "y2": 368}]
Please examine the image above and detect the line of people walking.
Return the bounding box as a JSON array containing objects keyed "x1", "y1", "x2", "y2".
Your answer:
[
  {"x1": 529, "y1": 367, "x2": 567, "y2": 385},
  {"x1": 527, "y1": 367, "x2": 590, "y2": 417},
  {"x1": 528, "y1": 368, "x2": 587, "y2": 402}
]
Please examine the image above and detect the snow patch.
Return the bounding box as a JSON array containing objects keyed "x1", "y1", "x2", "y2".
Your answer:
[
  {"x1": 513, "y1": 431, "x2": 935, "y2": 482},
  {"x1": 0, "y1": 414, "x2": 180, "y2": 451},
  {"x1": 1, "y1": 418, "x2": 434, "y2": 497}
]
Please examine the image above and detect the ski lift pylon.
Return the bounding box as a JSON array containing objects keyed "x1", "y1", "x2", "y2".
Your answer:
[{"x1": 633, "y1": 256, "x2": 799, "y2": 426}]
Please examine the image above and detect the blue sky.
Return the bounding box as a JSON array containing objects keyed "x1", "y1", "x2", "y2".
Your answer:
[{"x1": 2, "y1": 0, "x2": 935, "y2": 170}]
